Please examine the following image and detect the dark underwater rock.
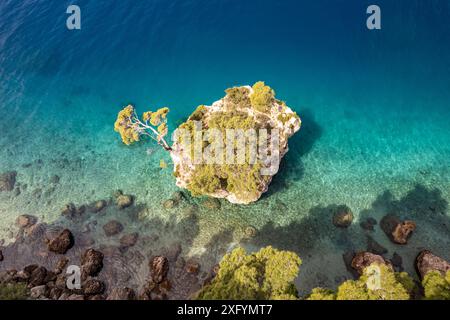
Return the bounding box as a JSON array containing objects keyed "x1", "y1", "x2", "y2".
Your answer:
[
  {"x1": 106, "y1": 287, "x2": 136, "y2": 300},
  {"x1": 0, "y1": 171, "x2": 17, "y2": 192},
  {"x1": 332, "y1": 205, "x2": 354, "y2": 228},
  {"x1": 185, "y1": 260, "x2": 200, "y2": 275},
  {"x1": 150, "y1": 256, "x2": 169, "y2": 284},
  {"x1": 360, "y1": 217, "x2": 377, "y2": 231},
  {"x1": 120, "y1": 233, "x2": 139, "y2": 248},
  {"x1": 380, "y1": 214, "x2": 416, "y2": 244},
  {"x1": 29, "y1": 266, "x2": 48, "y2": 287},
  {"x1": 61, "y1": 203, "x2": 77, "y2": 219},
  {"x1": 89, "y1": 200, "x2": 107, "y2": 213},
  {"x1": 416, "y1": 250, "x2": 450, "y2": 279},
  {"x1": 367, "y1": 236, "x2": 388, "y2": 255},
  {"x1": 391, "y1": 252, "x2": 403, "y2": 271},
  {"x1": 46, "y1": 229, "x2": 74, "y2": 254},
  {"x1": 103, "y1": 220, "x2": 123, "y2": 236},
  {"x1": 81, "y1": 248, "x2": 104, "y2": 277},
  {"x1": 54, "y1": 257, "x2": 69, "y2": 274},
  {"x1": 83, "y1": 279, "x2": 105, "y2": 295}
]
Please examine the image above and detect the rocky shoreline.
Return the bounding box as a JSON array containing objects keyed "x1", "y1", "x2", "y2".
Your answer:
[
  {"x1": 0, "y1": 186, "x2": 225, "y2": 300},
  {"x1": 1, "y1": 192, "x2": 449, "y2": 299}
]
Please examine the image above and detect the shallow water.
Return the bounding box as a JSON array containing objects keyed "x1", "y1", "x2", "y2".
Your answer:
[{"x1": 1, "y1": 0, "x2": 449, "y2": 296}]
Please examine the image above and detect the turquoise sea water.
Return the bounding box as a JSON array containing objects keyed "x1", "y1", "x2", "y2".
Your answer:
[{"x1": 1, "y1": 0, "x2": 449, "y2": 295}]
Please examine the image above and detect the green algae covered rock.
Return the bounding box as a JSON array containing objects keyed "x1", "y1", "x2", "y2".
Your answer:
[
  {"x1": 171, "y1": 82, "x2": 301, "y2": 204},
  {"x1": 196, "y1": 246, "x2": 301, "y2": 300}
]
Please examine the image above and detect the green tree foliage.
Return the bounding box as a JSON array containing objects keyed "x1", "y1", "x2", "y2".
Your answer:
[
  {"x1": 196, "y1": 246, "x2": 302, "y2": 300},
  {"x1": 307, "y1": 263, "x2": 415, "y2": 300},
  {"x1": 249, "y1": 81, "x2": 275, "y2": 113},
  {"x1": 306, "y1": 288, "x2": 336, "y2": 300},
  {"x1": 114, "y1": 105, "x2": 171, "y2": 150},
  {"x1": 422, "y1": 270, "x2": 450, "y2": 300}
]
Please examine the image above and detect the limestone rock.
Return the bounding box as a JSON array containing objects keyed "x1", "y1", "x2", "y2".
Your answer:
[
  {"x1": 170, "y1": 83, "x2": 301, "y2": 204},
  {"x1": 416, "y1": 250, "x2": 450, "y2": 279}
]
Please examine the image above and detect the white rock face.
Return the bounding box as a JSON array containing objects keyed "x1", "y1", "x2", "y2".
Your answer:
[{"x1": 170, "y1": 84, "x2": 301, "y2": 204}]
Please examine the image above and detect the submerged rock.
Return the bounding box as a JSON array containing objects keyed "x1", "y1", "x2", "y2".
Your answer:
[
  {"x1": 185, "y1": 260, "x2": 200, "y2": 275},
  {"x1": 360, "y1": 217, "x2": 377, "y2": 231},
  {"x1": 83, "y1": 279, "x2": 105, "y2": 295},
  {"x1": 202, "y1": 198, "x2": 221, "y2": 210},
  {"x1": 16, "y1": 214, "x2": 37, "y2": 229},
  {"x1": 244, "y1": 226, "x2": 257, "y2": 239},
  {"x1": 380, "y1": 214, "x2": 416, "y2": 244},
  {"x1": 150, "y1": 256, "x2": 169, "y2": 284},
  {"x1": 0, "y1": 171, "x2": 17, "y2": 192},
  {"x1": 332, "y1": 205, "x2": 354, "y2": 228},
  {"x1": 54, "y1": 257, "x2": 69, "y2": 274},
  {"x1": 116, "y1": 194, "x2": 133, "y2": 209},
  {"x1": 163, "y1": 199, "x2": 176, "y2": 209},
  {"x1": 81, "y1": 249, "x2": 104, "y2": 277},
  {"x1": 30, "y1": 285, "x2": 47, "y2": 299},
  {"x1": 416, "y1": 250, "x2": 450, "y2": 279},
  {"x1": 89, "y1": 200, "x2": 107, "y2": 213},
  {"x1": 170, "y1": 82, "x2": 301, "y2": 204},
  {"x1": 61, "y1": 203, "x2": 77, "y2": 219},
  {"x1": 120, "y1": 233, "x2": 139, "y2": 248},
  {"x1": 29, "y1": 266, "x2": 48, "y2": 287},
  {"x1": 171, "y1": 191, "x2": 185, "y2": 202},
  {"x1": 367, "y1": 236, "x2": 388, "y2": 255},
  {"x1": 106, "y1": 287, "x2": 136, "y2": 300},
  {"x1": 46, "y1": 229, "x2": 74, "y2": 254},
  {"x1": 391, "y1": 252, "x2": 403, "y2": 271},
  {"x1": 103, "y1": 220, "x2": 123, "y2": 236}
]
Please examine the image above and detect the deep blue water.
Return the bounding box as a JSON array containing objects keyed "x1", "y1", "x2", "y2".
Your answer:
[{"x1": 1, "y1": 0, "x2": 450, "y2": 293}]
